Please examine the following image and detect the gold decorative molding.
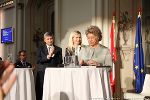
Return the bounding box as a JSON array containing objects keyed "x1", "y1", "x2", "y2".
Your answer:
[{"x1": 0, "y1": 0, "x2": 14, "y2": 8}]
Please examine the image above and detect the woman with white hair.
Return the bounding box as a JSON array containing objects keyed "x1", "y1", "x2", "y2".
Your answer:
[{"x1": 65, "y1": 30, "x2": 83, "y2": 56}]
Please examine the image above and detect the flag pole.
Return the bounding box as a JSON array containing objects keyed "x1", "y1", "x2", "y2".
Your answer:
[{"x1": 138, "y1": 8, "x2": 141, "y2": 17}]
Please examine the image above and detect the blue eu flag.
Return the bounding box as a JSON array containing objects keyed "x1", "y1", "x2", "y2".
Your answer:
[{"x1": 133, "y1": 15, "x2": 145, "y2": 93}]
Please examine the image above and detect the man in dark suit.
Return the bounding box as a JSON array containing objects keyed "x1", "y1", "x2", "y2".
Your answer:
[
  {"x1": 14, "y1": 50, "x2": 32, "y2": 68},
  {"x1": 36, "y1": 32, "x2": 63, "y2": 100}
]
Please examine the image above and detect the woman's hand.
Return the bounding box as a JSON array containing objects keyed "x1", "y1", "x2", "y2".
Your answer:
[
  {"x1": 87, "y1": 59, "x2": 100, "y2": 66},
  {"x1": 0, "y1": 60, "x2": 16, "y2": 100},
  {"x1": 79, "y1": 59, "x2": 84, "y2": 66}
]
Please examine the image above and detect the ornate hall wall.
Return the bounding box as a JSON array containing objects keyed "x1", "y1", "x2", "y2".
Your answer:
[{"x1": 0, "y1": 0, "x2": 149, "y2": 99}]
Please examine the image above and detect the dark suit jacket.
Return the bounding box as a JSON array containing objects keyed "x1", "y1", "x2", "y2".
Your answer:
[
  {"x1": 15, "y1": 61, "x2": 32, "y2": 68},
  {"x1": 36, "y1": 44, "x2": 63, "y2": 69}
]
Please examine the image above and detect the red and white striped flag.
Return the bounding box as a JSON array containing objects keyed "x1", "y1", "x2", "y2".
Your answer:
[{"x1": 110, "y1": 16, "x2": 117, "y2": 94}]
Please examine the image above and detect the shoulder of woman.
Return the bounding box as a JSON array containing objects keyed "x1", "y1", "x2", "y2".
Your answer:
[
  {"x1": 66, "y1": 47, "x2": 71, "y2": 50},
  {"x1": 99, "y1": 44, "x2": 109, "y2": 49},
  {"x1": 79, "y1": 45, "x2": 86, "y2": 50},
  {"x1": 81, "y1": 44, "x2": 86, "y2": 47},
  {"x1": 80, "y1": 45, "x2": 90, "y2": 52}
]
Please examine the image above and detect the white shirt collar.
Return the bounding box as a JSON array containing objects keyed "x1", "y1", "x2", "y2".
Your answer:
[{"x1": 46, "y1": 44, "x2": 53, "y2": 48}]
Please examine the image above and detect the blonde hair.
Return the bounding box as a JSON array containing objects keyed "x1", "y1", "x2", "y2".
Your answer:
[{"x1": 68, "y1": 31, "x2": 82, "y2": 48}]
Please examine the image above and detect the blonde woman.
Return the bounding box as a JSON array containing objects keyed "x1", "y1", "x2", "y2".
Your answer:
[{"x1": 65, "y1": 31, "x2": 83, "y2": 56}]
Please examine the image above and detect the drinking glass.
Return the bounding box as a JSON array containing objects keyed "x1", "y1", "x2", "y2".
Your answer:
[{"x1": 64, "y1": 56, "x2": 79, "y2": 68}]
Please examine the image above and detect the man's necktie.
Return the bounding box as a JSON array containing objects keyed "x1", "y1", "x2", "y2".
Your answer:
[
  {"x1": 22, "y1": 62, "x2": 26, "y2": 67},
  {"x1": 48, "y1": 47, "x2": 51, "y2": 53}
]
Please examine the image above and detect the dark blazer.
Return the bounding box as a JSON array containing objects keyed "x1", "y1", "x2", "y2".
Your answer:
[
  {"x1": 15, "y1": 61, "x2": 32, "y2": 68},
  {"x1": 36, "y1": 44, "x2": 63, "y2": 69}
]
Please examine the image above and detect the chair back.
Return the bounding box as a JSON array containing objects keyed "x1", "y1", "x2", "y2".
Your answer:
[{"x1": 141, "y1": 74, "x2": 150, "y2": 96}]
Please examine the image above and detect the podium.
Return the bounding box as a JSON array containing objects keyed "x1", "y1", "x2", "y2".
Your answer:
[
  {"x1": 43, "y1": 67, "x2": 112, "y2": 100},
  {"x1": 4, "y1": 68, "x2": 36, "y2": 100}
]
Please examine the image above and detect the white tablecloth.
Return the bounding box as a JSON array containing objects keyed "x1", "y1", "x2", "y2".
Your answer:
[
  {"x1": 43, "y1": 67, "x2": 112, "y2": 100},
  {"x1": 4, "y1": 68, "x2": 36, "y2": 100}
]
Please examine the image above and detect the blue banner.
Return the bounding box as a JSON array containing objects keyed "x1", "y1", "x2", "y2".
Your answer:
[{"x1": 133, "y1": 16, "x2": 145, "y2": 93}]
